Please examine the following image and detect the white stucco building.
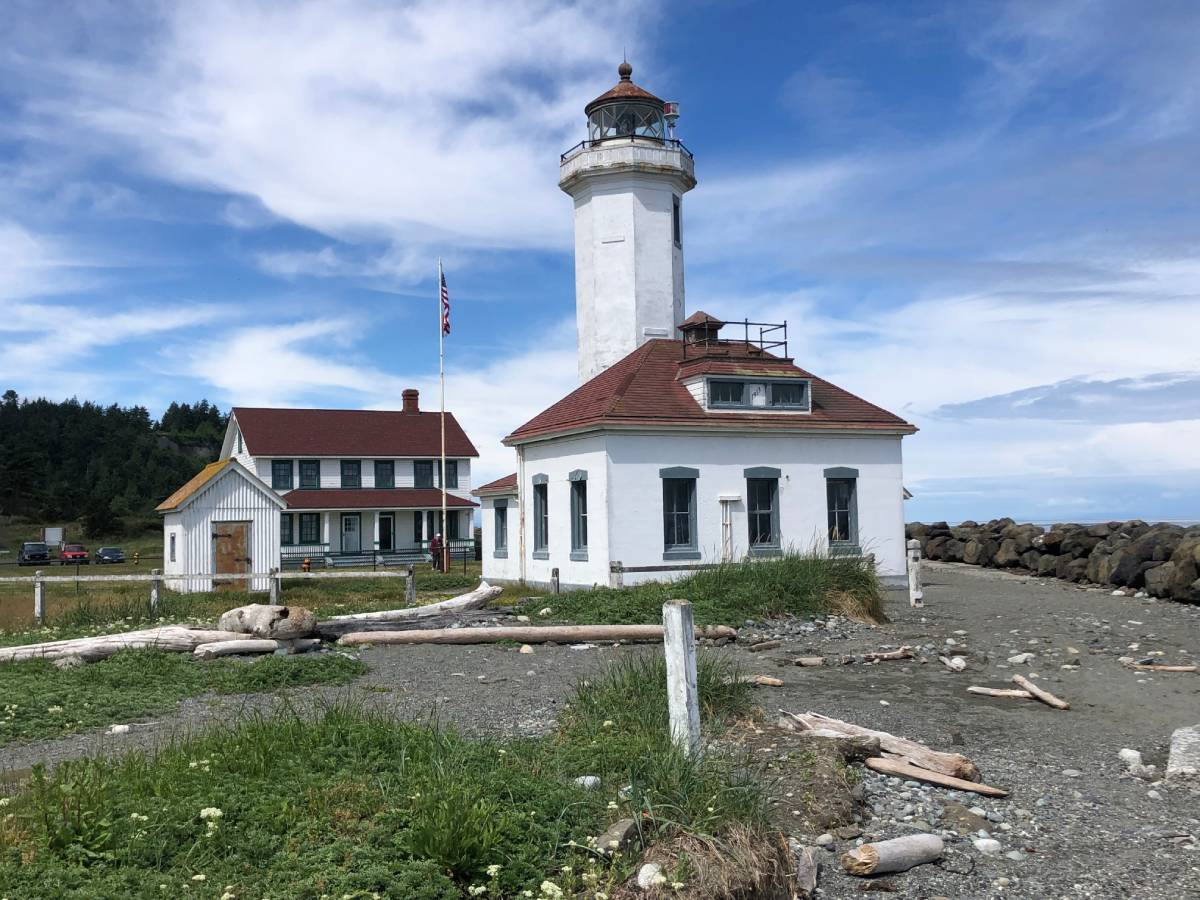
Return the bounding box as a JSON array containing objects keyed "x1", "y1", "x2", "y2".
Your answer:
[{"x1": 477, "y1": 62, "x2": 916, "y2": 590}]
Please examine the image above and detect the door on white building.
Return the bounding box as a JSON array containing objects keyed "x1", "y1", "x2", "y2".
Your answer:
[
  {"x1": 379, "y1": 513, "x2": 394, "y2": 552},
  {"x1": 340, "y1": 513, "x2": 361, "y2": 553}
]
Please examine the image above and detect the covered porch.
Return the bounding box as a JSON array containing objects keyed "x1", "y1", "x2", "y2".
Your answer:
[{"x1": 279, "y1": 488, "x2": 477, "y2": 569}]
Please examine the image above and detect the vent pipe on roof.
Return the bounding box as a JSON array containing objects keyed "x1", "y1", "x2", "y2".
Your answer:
[{"x1": 402, "y1": 389, "x2": 419, "y2": 414}]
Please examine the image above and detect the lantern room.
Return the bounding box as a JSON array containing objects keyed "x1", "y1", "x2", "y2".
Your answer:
[{"x1": 585, "y1": 61, "x2": 668, "y2": 142}]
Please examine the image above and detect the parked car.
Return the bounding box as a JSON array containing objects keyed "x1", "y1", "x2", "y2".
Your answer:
[
  {"x1": 59, "y1": 543, "x2": 90, "y2": 565},
  {"x1": 94, "y1": 546, "x2": 126, "y2": 565},
  {"x1": 17, "y1": 542, "x2": 51, "y2": 566}
]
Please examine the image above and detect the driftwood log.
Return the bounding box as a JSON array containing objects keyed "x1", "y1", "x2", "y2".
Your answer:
[
  {"x1": 0, "y1": 627, "x2": 250, "y2": 664},
  {"x1": 320, "y1": 582, "x2": 503, "y2": 627},
  {"x1": 218, "y1": 604, "x2": 317, "y2": 639},
  {"x1": 193, "y1": 638, "x2": 323, "y2": 659},
  {"x1": 1119, "y1": 657, "x2": 1198, "y2": 673},
  {"x1": 968, "y1": 686, "x2": 1034, "y2": 699},
  {"x1": 338, "y1": 623, "x2": 737, "y2": 646},
  {"x1": 1011, "y1": 674, "x2": 1070, "y2": 709},
  {"x1": 864, "y1": 646, "x2": 914, "y2": 662},
  {"x1": 785, "y1": 711, "x2": 981, "y2": 782},
  {"x1": 866, "y1": 756, "x2": 1009, "y2": 797},
  {"x1": 841, "y1": 834, "x2": 944, "y2": 876}
]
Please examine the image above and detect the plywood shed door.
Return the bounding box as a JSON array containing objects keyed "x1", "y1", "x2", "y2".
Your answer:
[{"x1": 213, "y1": 522, "x2": 251, "y2": 590}]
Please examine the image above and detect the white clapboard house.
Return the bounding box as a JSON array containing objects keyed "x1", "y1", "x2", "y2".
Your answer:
[
  {"x1": 159, "y1": 388, "x2": 478, "y2": 591},
  {"x1": 475, "y1": 62, "x2": 917, "y2": 591}
]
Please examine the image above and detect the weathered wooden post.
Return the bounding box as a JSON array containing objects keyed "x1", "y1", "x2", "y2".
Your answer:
[
  {"x1": 406, "y1": 565, "x2": 417, "y2": 604},
  {"x1": 907, "y1": 539, "x2": 923, "y2": 608},
  {"x1": 33, "y1": 570, "x2": 45, "y2": 625},
  {"x1": 150, "y1": 568, "x2": 162, "y2": 614},
  {"x1": 550, "y1": 567, "x2": 561, "y2": 595},
  {"x1": 610, "y1": 561, "x2": 624, "y2": 589},
  {"x1": 662, "y1": 599, "x2": 701, "y2": 758},
  {"x1": 268, "y1": 567, "x2": 280, "y2": 604}
]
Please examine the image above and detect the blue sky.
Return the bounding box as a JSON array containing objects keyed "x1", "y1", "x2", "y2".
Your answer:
[{"x1": 1, "y1": 0, "x2": 1198, "y2": 523}]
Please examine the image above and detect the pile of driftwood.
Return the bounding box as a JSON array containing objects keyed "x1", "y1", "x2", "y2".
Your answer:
[{"x1": 0, "y1": 580, "x2": 738, "y2": 666}]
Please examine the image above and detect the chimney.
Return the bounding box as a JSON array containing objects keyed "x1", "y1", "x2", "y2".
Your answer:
[{"x1": 402, "y1": 389, "x2": 420, "y2": 414}]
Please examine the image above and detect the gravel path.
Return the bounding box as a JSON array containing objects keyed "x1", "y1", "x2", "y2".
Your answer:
[{"x1": 2, "y1": 563, "x2": 1198, "y2": 898}]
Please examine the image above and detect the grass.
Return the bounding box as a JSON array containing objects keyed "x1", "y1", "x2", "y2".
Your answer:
[
  {"x1": 0, "y1": 650, "x2": 366, "y2": 746},
  {"x1": 0, "y1": 654, "x2": 764, "y2": 898},
  {"x1": 527, "y1": 550, "x2": 885, "y2": 627}
]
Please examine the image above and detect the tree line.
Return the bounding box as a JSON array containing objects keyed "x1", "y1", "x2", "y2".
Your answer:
[{"x1": 0, "y1": 390, "x2": 226, "y2": 537}]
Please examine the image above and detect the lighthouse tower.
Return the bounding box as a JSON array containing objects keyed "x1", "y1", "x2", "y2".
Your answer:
[{"x1": 559, "y1": 62, "x2": 697, "y2": 381}]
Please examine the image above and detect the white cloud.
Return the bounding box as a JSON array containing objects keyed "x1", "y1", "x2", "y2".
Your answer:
[{"x1": 11, "y1": 0, "x2": 654, "y2": 272}]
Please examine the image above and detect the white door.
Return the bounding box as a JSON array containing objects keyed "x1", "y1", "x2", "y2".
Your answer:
[{"x1": 341, "y1": 513, "x2": 361, "y2": 553}]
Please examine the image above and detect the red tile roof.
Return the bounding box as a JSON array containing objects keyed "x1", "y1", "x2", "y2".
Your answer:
[
  {"x1": 505, "y1": 339, "x2": 916, "y2": 444},
  {"x1": 232, "y1": 407, "x2": 479, "y2": 458},
  {"x1": 473, "y1": 473, "x2": 517, "y2": 496},
  {"x1": 281, "y1": 489, "x2": 477, "y2": 510}
]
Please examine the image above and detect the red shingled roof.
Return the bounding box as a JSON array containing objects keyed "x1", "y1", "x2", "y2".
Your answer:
[
  {"x1": 232, "y1": 407, "x2": 479, "y2": 458},
  {"x1": 473, "y1": 473, "x2": 517, "y2": 496},
  {"x1": 505, "y1": 340, "x2": 916, "y2": 444},
  {"x1": 584, "y1": 63, "x2": 664, "y2": 116},
  {"x1": 282, "y1": 489, "x2": 477, "y2": 510}
]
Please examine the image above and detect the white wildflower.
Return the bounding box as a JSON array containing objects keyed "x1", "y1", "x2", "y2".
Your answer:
[
  {"x1": 539, "y1": 881, "x2": 563, "y2": 899},
  {"x1": 47, "y1": 706, "x2": 63, "y2": 714},
  {"x1": 191, "y1": 874, "x2": 206, "y2": 881},
  {"x1": 199, "y1": 807, "x2": 223, "y2": 821},
  {"x1": 651, "y1": 873, "x2": 667, "y2": 886},
  {"x1": 468, "y1": 887, "x2": 487, "y2": 897},
  {"x1": 486, "y1": 864, "x2": 503, "y2": 877}
]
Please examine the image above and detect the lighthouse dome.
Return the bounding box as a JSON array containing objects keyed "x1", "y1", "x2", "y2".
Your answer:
[{"x1": 584, "y1": 61, "x2": 666, "y2": 142}]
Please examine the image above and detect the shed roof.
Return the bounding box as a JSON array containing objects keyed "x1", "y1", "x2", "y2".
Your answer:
[
  {"x1": 505, "y1": 339, "x2": 916, "y2": 444},
  {"x1": 232, "y1": 407, "x2": 479, "y2": 458},
  {"x1": 472, "y1": 473, "x2": 518, "y2": 496},
  {"x1": 156, "y1": 459, "x2": 285, "y2": 513}
]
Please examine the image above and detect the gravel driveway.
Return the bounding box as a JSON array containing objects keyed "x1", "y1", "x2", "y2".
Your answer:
[{"x1": 2, "y1": 563, "x2": 1198, "y2": 898}]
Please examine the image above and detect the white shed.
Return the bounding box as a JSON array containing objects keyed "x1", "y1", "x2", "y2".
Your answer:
[{"x1": 157, "y1": 459, "x2": 285, "y2": 593}]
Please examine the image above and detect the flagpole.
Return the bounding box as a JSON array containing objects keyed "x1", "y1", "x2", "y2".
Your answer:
[{"x1": 438, "y1": 258, "x2": 448, "y2": 573}]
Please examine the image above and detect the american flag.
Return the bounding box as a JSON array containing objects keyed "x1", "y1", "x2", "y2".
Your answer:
[{"x1": 440, "y1": 269, "x2": 451, "y2": 336}]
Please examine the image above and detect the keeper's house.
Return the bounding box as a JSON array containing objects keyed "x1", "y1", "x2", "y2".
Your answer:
[
  {"x1": 475, "y1": 62, "x2": 916, "y2": 591},
  {"x1": 159, "y1": 388, "x2": 479, "y2": 591}
]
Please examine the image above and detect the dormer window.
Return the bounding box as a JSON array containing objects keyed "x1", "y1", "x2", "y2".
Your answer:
[{"x1": 707, "y1": 378, "x2": 810, "y2": 412}]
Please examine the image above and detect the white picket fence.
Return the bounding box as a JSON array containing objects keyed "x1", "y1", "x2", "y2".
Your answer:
[{"x1": 0, "y1": 567, "x2": 415, "y2": 624}]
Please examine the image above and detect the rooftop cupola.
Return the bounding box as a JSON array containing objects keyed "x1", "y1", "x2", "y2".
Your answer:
[
  {"x1": 584, "y1": 61, "x2": 668, "y2": 142},
  {"x1": 561, "y1": 61, "x2": 697, "y2": 382}
]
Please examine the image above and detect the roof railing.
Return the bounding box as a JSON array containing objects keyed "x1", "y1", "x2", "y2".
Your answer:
[
  {"x1": 561, "y1": 135, "x2": 694, "y2": 163},
  {"x1": 681, "y1": 319, "x2": 788, "y2": 360}
]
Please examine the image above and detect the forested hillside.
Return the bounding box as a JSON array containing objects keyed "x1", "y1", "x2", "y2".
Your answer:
[{"x1": 0, "y1": 390, "x2": 226, "y2": 536}]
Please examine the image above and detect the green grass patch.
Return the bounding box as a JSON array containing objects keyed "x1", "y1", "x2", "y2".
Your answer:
[
  {"x1": 527, "y1": 550, "x2": 885, "y2": 626},
  {"x1": 0, "y1": 650, "x2": 366, "y2": 746},
  {"x1": 0, "y1": 655, "x2": 762, "y2": 898}
]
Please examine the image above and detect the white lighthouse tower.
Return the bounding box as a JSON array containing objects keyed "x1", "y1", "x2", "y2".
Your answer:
[{"x1": 559, "y1": 62, "x2": 697, "y2": 381}]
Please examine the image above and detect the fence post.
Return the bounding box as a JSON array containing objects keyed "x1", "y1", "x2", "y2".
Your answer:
[
  {"x1": 33, "y1": 570, "x2": 45, "y2": 625},
  {"x1": 610, "y1": 561, "x2": 624, "y2": 589},
  {"x1": 406, "y1": 565, "x2": 416, "y2": 604},
  {"x1": 907, "y1": 539, "x2": 923, "y2": 608},
  {"x1": 149, "y1": 568, "x2": 162, "y2": 614},
  {"x1": 269, "y1": 567, "x2": 281, "y2": 604},
  {"x1": 550, "y1": 567, "x2": 560, "y2": 595},
  {"x1": 662, "y1": 599, "x2": 701, "y2": 758}
]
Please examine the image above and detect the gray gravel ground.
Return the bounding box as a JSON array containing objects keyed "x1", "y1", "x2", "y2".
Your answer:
[{"x1": 3, "y1": 562, "x2": 1199, "y2": 899}]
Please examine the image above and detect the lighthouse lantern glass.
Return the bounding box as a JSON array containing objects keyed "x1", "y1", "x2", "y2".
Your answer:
[{"x1": 588, "y1": 101, "x2": 665, "y2": 142}]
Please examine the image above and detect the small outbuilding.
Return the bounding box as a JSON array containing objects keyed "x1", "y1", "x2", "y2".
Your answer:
[{"x1": 157, "y1": 459, "x2": 285, "y2": 593}]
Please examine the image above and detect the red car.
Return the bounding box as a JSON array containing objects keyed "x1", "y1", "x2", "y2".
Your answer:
[{"x1": 59, "y1": 543, "x2": 89, "y2": 565}]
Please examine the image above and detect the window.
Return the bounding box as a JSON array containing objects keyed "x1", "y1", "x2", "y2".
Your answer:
[
  {"x1": 827, "y1": 478, "x2": 858, "y2": 547},
  {"x1": 570, "y1": 477, "x2": 588, "y2": 560},
  {"x1": 169, "y1": 533, "x2": 176, "y2": 563},
  {"x1": 532, "y1": 475, "x2": 548, "y2": 557},
  {"x1": 441, "y1": 460, "x2": 458, "y2": 489},
  {"x1": 299, "y1": 513, "x2": 320, "y2": 544},
  {"x1": 747, "y1": 477, "x2": 779, "y2": 552},
  {"x1": 271, "y1": 459, "x2": 293, "y2": 490},
  {"x1": 414, "y1": 460, "x2": 434, "y2": 488},
  {"x1": 280, "y1": 514, "x2": 293, "y2": 546},
  {"x1": 660, "y1": 467, "x2": 699, "y2": 559},
  {"x1": 770, "y1": 382, "x2": 806, "y2": 408},
  {"x1": 710, "y1": 381, "x2": 745, "y2": 405},
  {"x1": 236, "y1": 429, "x2": 242, "y2": 453},
  {"x1": 672, "y1": 195, "x2": 682, "y2": 247},
  {"x1": 299, "y1": 460, "x2": 320, "y2": 489},
  {"x1": 374, "y1": 460, "x2": 395, "y2": 488},
  {"x1": 494, "y1": 503, "x2": 508, "y2": 557},
  {"x1": 340, "y1": 460, "x2": 361, "y2": 488}
]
